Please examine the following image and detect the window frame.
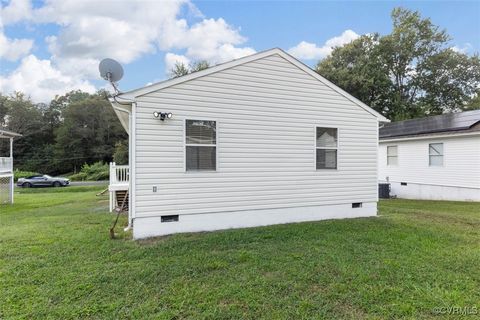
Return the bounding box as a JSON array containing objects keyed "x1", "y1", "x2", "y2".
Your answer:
[
  {"x1": 314, "y1": 125, "x2": 339, "y2": 170},
  {"x1": 184, "y1": 118, "x2": 218, "y2": 172},
  {"x1": 428, "y1": 142, "x2": 444, "y2": 167},
  {"x1": 386, "y1": 145, "x2": 398, "y2": 166}
]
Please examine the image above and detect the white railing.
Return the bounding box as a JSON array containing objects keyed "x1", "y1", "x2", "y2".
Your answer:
[
  {"x1": 109, "y1": 162, "x2": 129, "y2": 185},
  {"x1": 0, "y1": 157, "x2": 13, "y2": 173}
]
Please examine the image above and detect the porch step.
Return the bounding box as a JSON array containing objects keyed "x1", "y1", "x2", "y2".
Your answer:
[{"x1": 115, "y1": 190, "x2": 129, "y2": 211}]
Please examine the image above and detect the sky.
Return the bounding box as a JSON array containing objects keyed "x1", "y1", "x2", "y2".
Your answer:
[{"x1": 0, "y1": 0, "x2": 479, "y2": 103}]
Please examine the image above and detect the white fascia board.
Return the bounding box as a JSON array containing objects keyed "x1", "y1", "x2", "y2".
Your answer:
[
  {"x1": 109, "y1": 98, "x2": 132, "y2": 134},
  {"x1": 117, "y1": 48, "x2": 389, "y2": 123},
  {"x1": 379, "y1": 131, "x2": 480, "y2": 143}
]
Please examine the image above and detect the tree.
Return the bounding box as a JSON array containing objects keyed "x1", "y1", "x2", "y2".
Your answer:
[
  {"x1": 170, "y1": 62, "x2": 190, "y2": 78},
  {"x1": 190, "y1": 60, "x2": 210, "y2": 73},
  {"x1": 169, "y1": 60, "x2": 210, "y2": 78},
  {"x1": 113, "y1": 140, "x2": 128, "y2": 165},
  {"x1": 316, "y1": 34, "x2": 393, "y2": 116},
  {"x1": 0, "y1": 93, "x2": 44, "y2": 165},
  {"x1": 54, "y1": 92, "x2": 127, "y2": 173},
  {"x1": 464, "y1": 90, "x2": 480, "y2": 110},
  {"x1": 316, "y1": 7, "x2": 480, "y2": 120}
]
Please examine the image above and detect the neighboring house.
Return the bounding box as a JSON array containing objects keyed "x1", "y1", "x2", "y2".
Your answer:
[
  {"x1": 109, "y1": 48, "x2": 389, "y2": 239},
  {"x1": 378, "y1": 110, "x2": 480, "y2": 201},
  {"x1": 0, "y1": 129, "x2": 22, "y2": 204}
]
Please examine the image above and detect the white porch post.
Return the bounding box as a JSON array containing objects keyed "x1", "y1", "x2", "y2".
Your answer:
[
  {"x1": 109, "y1": 162, "x2": 115, "y2": 212},
  {"x1": 9, "y1": 137, "x2": 13, "y2": 204}
]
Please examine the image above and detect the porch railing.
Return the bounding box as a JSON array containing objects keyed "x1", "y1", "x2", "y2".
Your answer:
[
  {"x1": 0, "y1": 157, "x2": 13, "y2": 173},
  {"x1": 109, "y1": 162, "x2": 129, "y2": 185}
]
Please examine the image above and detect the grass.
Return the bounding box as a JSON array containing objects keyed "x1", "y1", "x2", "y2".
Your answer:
[{"x1": 1, "y1": 186, "x2": 479, "y2": 319}]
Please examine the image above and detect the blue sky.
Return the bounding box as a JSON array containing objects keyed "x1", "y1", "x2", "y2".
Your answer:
[{"x1": 0, "y1": 0, "x2": 479, "y2": 102}]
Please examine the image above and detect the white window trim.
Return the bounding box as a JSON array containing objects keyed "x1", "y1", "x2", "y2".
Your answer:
[
  {"x1": 314, "y1": 125, "x2": 339, "y2": 171},
  {"x1": 184, "y1": 118, "x2": 218, "y2": 172},
  {"x1": 387, "y1": 145, "x2": 398, "y2": 166},
  {"x1": 428, "y1": 142, "x2": 444, "y2": 167}
]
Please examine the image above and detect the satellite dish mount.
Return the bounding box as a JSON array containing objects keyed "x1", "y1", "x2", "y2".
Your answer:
[{"x1": 99, "y1": 58, "x2": 124, "y2": 95}]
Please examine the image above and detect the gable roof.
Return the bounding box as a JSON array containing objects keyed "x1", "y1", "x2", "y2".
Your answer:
[
  {"x1": 379, "y1": 110, "x2": 480, "y2": 139},
  {"x1": 119, "y1": 48, "x2": 389, "y2": 122}
]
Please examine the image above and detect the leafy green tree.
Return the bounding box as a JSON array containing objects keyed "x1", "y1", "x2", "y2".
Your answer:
[
  {"x1": 316, "y1": 34, "x2": 393, "y2": 116},
  {"x1": 54, "y1": 93, "x2": 127, "y2": 173},
  {"x1": 169, "y1": 60, "x2": 210, "y2": 78},
  {"x1": 0, "y1": 93, "x2": 44, "y2": 164},
  {"x1": 170, "y1": 62, "x2": 190, "y2": 78},
  {"x1": 464, "y1": 90, "x2": 480, "y2": 110},
  {"x1": 317, "y1": 7, "x2": 480, "y2": 120},
  {"x1": 113, "y1": 140, "x2": 129, "y2": 165},
  {"x1": 190, "y1": 60, "x2": 210, "y2": 73}
]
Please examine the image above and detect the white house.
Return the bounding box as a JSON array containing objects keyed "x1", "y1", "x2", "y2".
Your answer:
[
  {"x1": 0, "y1": 129, "x2": 21, "y2": 205},
  {"x1": 378, "y1": 110, "x2": 480, "y2": 201},
  {"x1": 108, "y1": 48, "x2": 389, "y2": 239}
]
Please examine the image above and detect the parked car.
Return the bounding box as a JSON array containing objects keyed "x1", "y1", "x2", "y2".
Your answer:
[{"x1": 17, "y1": 175, "x2": 70, "y2": 188}]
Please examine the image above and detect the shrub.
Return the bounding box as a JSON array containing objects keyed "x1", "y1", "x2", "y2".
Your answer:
[
  {"x1": 14, "y1": 169, "x2": 39, "y2": 182},
  {"x1": 68, "y1": 162, "x2": 109, "y2": 181}
]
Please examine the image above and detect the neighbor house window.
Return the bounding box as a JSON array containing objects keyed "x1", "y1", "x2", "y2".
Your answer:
[
  {"x1": 387, "y1": 146, "x2": 398, "y2": 165},
  {"x1": 316, "y1": 127, "x2": 337, "y2": 169},
  {"x1": 429, "y1": 143, "x2": 443, "y2": 166},
  {"x1": 185, "y1": 120, "x2": 216, "y2": 171}
]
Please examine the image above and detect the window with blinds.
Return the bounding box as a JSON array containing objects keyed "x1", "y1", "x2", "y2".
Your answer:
[
  {"x1": 185, "y1": 120, "x2": 216, "y2": 171},
  {"x1": 316, "y1": 127, "x2": 338, "y2": 169}
]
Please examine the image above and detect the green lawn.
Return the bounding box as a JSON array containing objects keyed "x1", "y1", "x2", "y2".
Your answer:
[{"x1": 1, "y1": 187, "x2": 479, "y2": 319}]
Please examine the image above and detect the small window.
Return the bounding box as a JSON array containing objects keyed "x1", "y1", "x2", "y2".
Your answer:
[
  {"x1": 387, "y1": 146, "x2": 398, "y2": 166},
  {"x1": 429, "y1": 143, "x2": 443, "y2": 166},
  {"x1": 316, "y1": 127, "x2": 338, "y2": 169},
  {"x1": 185, "y1": 120, "x2": 216, "y2": 171}
]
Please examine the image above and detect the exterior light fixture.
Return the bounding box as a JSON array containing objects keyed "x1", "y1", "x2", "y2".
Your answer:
[{"x1": 153, "y1": 112, "x2": 173, "y2": 121}]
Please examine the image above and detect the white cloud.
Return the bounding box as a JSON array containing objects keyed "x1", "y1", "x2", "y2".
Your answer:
[
  {"x1": 0, "y1": 55, "x2": 95, "y2": 102},
  {"x1": 0, "y1": 31, "x2": 33, "y2": 61},
  {"x1": 288, "y1": 29, "x2": 359, "y2": 60},
  {"x1": 451, "y1": 43, "x2": 472, "y2": 54},
  {"x1": 0, "y1": 0, "x2": 32, "y2": 26},
  {"x1": 0, "y1": 0, "x2": 34, "y2": 61},
  {"x1": 0, "y1": 0, "x2": 255, "y2": 102}
]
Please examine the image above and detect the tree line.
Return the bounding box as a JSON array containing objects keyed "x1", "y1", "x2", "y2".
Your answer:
[
  {"x1": 1, "y1": 8, "x2": 478, "y2": 174},
  {"x1": 0, "y1": 90, "x2": 127, "y2": 175}
]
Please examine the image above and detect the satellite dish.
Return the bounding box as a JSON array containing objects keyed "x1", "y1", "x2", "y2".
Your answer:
[{"x1": 99, "y1": 58, "x2": 124, "y2": 82}]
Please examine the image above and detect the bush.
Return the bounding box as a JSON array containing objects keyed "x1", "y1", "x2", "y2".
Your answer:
[
  {"x1": 14, "y1": 169, "x2": 39, "y2": 182},
  {"x1": 68, "y1": 162, "x2": 109, "y2": 181}
]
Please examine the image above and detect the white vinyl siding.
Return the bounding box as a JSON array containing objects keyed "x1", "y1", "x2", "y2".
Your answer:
[
  {"x1": 387, "y1": 146, "x2": 398, "y2": 166},
  {"x1": 134, "y1": 53, "x2": 379, "y2": 217},
  {"x1": 428, "y1": 143, "x2": 443, "y2": 166},
  {"x1": 379, "y1": 135, "x2": 480, "y2": 188}
]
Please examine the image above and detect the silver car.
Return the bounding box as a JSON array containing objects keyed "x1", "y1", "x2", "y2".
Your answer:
[{"x1": 17, "y1": 175, "x2": 70, "y2": 188}]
